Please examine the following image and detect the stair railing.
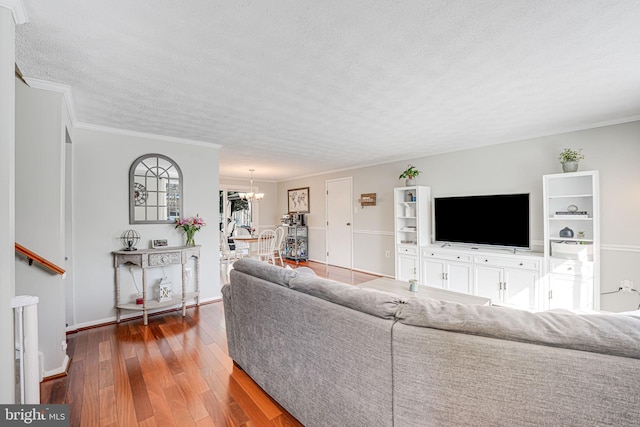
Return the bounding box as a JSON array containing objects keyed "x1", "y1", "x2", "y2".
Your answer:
[{"x1": 14, "y1": 243, "x2": 65, "y2": 275}]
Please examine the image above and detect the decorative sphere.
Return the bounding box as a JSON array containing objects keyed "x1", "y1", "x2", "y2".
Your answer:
[{"x1": 121, "y1": 229, "x2": 140, "y2": 251}]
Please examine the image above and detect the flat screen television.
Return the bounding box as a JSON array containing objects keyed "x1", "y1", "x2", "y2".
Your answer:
[{"x1": 434, "y1": 193, "x2": 530, "y2": 249}]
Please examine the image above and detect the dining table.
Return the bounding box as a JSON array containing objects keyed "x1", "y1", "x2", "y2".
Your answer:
[{"x1": 230, "y1": 235, "x2": 272, "y2": 258}]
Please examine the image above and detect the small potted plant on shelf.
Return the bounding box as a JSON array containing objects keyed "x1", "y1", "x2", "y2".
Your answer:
[
  {"x1": 558, "y1": 148, "x2": 584, "y2": 173},
  {"x1": 399, "y1": 164, "x2": 422, "y2": 186}
]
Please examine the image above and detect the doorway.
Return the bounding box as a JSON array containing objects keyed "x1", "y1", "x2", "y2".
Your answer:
[
  {"x1": 219, "y1": 185, "x2": 259, "y2": 246},
  {"x1": 326, "y1": 177, "x2": 353, "y2": 269}
]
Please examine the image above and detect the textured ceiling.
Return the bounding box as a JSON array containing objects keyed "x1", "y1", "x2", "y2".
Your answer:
[{"x1": 14, "y1": 0, "x2": 640, "y2": 181}]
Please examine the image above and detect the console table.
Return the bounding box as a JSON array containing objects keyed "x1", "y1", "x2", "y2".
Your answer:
[{"x1": 112, "y1": 245, "x2": 200, "y2": 325}]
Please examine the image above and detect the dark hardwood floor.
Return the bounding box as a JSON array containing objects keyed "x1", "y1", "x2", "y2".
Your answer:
[{"x1": 41, "y1": 260, "x2": 380, "y2": 426}]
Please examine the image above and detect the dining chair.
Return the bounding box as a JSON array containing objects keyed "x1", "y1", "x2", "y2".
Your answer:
[
  {"x1": 220, "y1": 231, "x2": 240, "y2": 264},
  {"x1": 273, "y1": 226, "x2": 286, "y2": 266},
  {"x1": 220, "y1": 231, "x2": 240, "y2": 283},
  {"x1": 256, "y1": 229, "x2": 276, "y2": 264},
  {"x1": 233, "y1": 227, "x2": 251, "y2": 257}
]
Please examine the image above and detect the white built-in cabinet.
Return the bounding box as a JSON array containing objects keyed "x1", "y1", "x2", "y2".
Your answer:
[
  {"x1": 421, "y1": 251, "x2": 473, "y2": 294},
  {"x1": 543, "y1": 170, "x2": 600, "y2": 310},
  {"x1": 394, "y1": 186, "x2": 430, "y2": 281},
  {"x1": 421, "y1": 247, "x2": 542, "y2": 310},
  {"x1": 473, "y1": 255, "x2": 540, "y2": 309},
  {"x1": 394, "y1": 173, "x2": 599, "y2": 311}
]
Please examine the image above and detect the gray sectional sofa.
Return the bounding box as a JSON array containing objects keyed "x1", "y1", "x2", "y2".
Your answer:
[{"x1": 222, "y1": 259, "x2": 640, "y2": 427}]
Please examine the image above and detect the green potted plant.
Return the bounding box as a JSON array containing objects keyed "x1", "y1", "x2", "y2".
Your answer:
[
  {"x1": 399, "y1": 164, "x2": 421, "y2": 186},
  {"x1": 558, "y1": 148, "x2": 584, "y2": 173}
]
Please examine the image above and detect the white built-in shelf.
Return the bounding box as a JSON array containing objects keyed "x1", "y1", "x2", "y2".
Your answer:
[
  {"x1": 394, "y1": 186, "x2": 431, "y2": 281},
  {"x1": 543, "y1": 170, "x2": 600, "y2": 311}
]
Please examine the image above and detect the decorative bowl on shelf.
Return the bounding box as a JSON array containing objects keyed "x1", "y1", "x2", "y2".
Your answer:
[{"x1": 559, "y1": 227, "x2": 574, "y2": 238}]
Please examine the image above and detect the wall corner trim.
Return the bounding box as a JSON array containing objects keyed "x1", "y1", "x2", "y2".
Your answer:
[
  {"x1": 23, "y1": 78, "x2": 76, "y2": 124},
  {"x1": 0, "y1": 0, "x2": 29, "y2": 24}
]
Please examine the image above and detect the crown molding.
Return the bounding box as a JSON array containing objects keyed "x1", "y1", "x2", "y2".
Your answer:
[
  {"x1": 22, "y1": 77, "x2": 219, "y2": 149},
  {"x1": 219, "y1": 175, "x2": 278, "y2": 183},
  {"x1": 23, "y1": 78, "x2": 77, "y2": 125},
  {"x1": 74, "y1": 122, "x2": 221, "y2": 149},
  {"x1": 0, "y1": 0, "x2": 28, "y2": 24}
]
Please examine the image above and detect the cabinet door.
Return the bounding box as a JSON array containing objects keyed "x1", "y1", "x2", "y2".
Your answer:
[
  {"x1": 446, "y1": 261, "x2": 472, "y2": 294},
  {"x1": 421, "y1": 258, "x2": 445, "y2": 288},
  {"x1": 474, "y1": 265, "x2": 502, "y2": 301},
  {"x1": 397, "y1": 255, "x2": 418, "y2": 282},
  {"x1": 503, "y1": 268, "x2": 537, "y2": 309},
  {"x1": 548, "y1": 274, "x2": 593, "y2": 310}
]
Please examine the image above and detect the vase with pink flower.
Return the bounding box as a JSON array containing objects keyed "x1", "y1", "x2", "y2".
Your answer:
[{"x1": 175, "y1": 214, "x2": 206, "y2": 246}]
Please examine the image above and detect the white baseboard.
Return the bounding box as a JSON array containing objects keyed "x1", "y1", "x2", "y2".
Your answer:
[
  {"x1": 43, "y1": 354, "x2": 70, "y2": 380},
  {"x1": 65, "y1": 297, "x2": 222, "y2": 332}
]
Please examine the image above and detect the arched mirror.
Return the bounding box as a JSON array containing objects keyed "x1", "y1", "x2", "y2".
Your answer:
[{"x1": 129, "y1": 154, "x2": 183, "y2": 224}]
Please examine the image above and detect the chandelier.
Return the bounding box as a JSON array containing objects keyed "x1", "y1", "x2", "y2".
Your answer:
[{"x1": 239, "y1": 169, "x2": 264, "y2": 202}]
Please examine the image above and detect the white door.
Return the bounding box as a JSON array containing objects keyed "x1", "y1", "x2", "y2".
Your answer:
[
  {"x1": 326, "y1": 178, "x2": 352, "y2": 268},
  {"x1": 64, "y1": 131, "x2": 74, "y2": 328}
]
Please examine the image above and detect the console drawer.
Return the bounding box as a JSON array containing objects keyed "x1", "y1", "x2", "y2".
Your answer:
[
  {"x1": 398, "y1": 246, "x2": 417, "y2": 256},
  {"x1": 422, "y1": 250, "x2": 472, "y2": 263},
  {"x1": 148, "y1": 251, "x2": 182, "y2": 266},
  {"x1": 474, "y1": 256, "x2": 540, "y2": 271}
]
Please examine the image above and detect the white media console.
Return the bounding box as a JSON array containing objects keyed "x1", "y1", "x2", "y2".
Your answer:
[
  {"x1": 420, "y1": 245, "x2": 542, "y2": 310},
  {"x1": 395, "y1": 170, "x2": 600, "y2": 311}
]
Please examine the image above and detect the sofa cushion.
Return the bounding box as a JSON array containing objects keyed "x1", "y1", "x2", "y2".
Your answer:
[
  {"x1": 231, "y1": 258, "x2": 306, "y2": 287},
  {"x1": 396, "y1": 297, "x2": 640, "y2": 359},
  {"x1": 289, "y1": 275, "x2": 404, "y2": 319}
]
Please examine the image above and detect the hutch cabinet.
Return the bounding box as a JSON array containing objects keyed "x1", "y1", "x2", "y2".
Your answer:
[
  {"x1": 394, "y1": 186, "x2": 431, "y2": 281},
  {"x1": 543, "y1": 170, "x2": 600, "y2": 310}
]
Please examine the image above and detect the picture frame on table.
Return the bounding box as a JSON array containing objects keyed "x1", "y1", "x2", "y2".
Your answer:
[
  {"x1": 288, "y1": 187, "x2": 310, "y2": 213},
  {"x1": 151, "y1": 239, "x2": 168, "y2": 249}
]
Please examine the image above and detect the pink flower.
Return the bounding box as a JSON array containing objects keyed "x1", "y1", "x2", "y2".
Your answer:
[{"x1": 174, "y1": 215, "x2": 206, "y2": 232}]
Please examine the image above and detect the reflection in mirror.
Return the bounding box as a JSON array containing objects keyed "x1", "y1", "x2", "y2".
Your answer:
[{"x1": 129, "y1": 154, "x2": 183, "y2": 224}]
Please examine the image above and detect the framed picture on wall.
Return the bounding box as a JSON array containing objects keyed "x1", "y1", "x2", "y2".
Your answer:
[{"x1": 288, "y1": 187, "x2": 310, "y2": 213}]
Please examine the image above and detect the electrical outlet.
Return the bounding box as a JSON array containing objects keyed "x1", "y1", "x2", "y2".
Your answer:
[
  {"x1": 385, "y1": 251, "x2": 390, "y2": 258},
  {"x1": 621, "y1": 279, "x2": 634, "y2": 291}
]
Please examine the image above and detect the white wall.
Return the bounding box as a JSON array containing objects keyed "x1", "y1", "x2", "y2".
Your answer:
[
  {"x1": 71, "y1": 127, "x2": 221, "y2": 328},
  {"x1": 278, "y1": 121, "x2": 640, "y2": 312},
  {"x1": 14, "y1": 81, "x2": 68, "y2": 375},
  {"x1": 0, "y1": 6, "x2": 17, "y2": 403}
]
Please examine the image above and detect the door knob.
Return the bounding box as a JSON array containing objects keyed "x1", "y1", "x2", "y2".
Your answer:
[{"x1": 346, "y1": 222, "x2": 351, "y2": 226}]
